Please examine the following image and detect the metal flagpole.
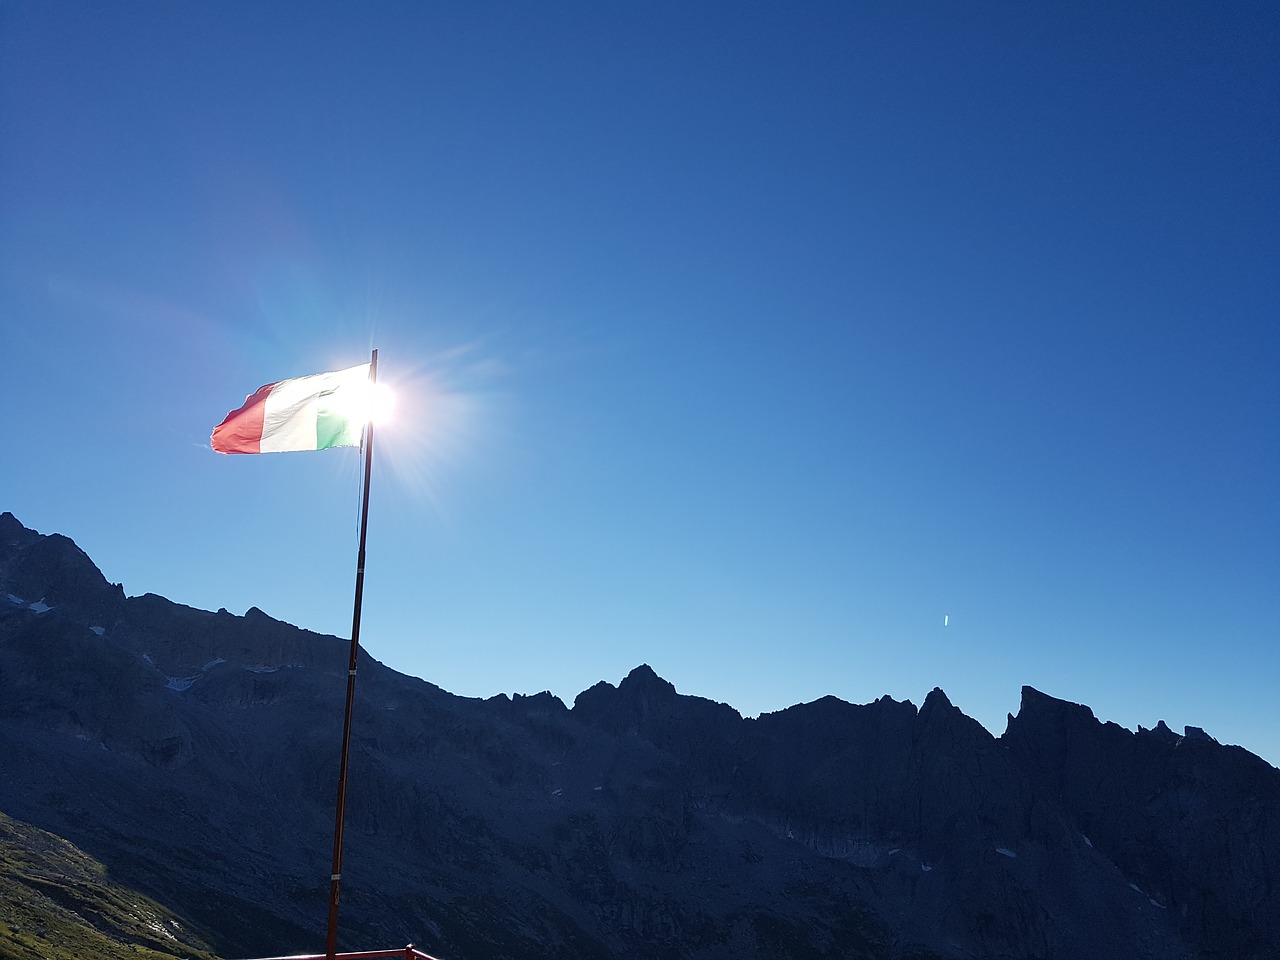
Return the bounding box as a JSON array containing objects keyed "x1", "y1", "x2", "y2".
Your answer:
[{"x1": 325, "y1": 348, "x2": 378, "y2": 960}]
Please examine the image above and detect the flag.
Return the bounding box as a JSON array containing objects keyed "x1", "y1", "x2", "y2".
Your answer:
[{"x1": 211, "y1": 362, "x2": 373, "y2": 454}]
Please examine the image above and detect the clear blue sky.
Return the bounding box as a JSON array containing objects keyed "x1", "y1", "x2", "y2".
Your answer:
[{"x1": 3, "y1": 2, "x2": 1277, "y2": 764}]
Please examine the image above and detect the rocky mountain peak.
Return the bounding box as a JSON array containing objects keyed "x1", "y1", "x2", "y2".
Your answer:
[
  {"x1": 914, "y1": 685, "x2": 993, "y2": 750},
  {"x1": 1003, "y1": 685, "x2": 1103, "y2": 739},
  {"x1": 919, "y1": 685, "x2": 955, "y2": 714},
  {"x1": 571, "y1": 663, "x2": 683, "y2": 734},
  {"x1": 1143, "y1": 718, "x2": 1182, "y2": 745},
  {"x1": 0, "y1": 510, "x2": 33, "y2": 544},
  {"x1": 617, "y1": 662, "x2": 677, "y2": 701},
  {"x1": 0, "y1": 514, "x2": 123, "y2": 624}
]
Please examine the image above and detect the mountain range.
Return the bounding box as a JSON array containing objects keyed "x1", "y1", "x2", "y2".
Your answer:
[{"x1": 1, "y1": 510, "x2": 1277, "y2": 959}]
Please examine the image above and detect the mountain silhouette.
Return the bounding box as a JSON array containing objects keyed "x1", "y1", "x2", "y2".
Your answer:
[{"x1": 1, "y1": 511, "x2": 1276, "y2": 959}]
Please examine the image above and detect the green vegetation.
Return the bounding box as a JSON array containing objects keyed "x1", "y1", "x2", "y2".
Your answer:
[{"x1": 0, "y1": 810, "x2": 219, "y2": 960}]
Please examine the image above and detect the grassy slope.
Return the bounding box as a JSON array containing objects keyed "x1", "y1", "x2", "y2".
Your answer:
[{"x1": 0, "y1": 810, "x2": 220, "y2": 960}]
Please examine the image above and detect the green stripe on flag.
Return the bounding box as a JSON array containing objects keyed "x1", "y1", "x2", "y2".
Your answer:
[{"x1": 316, "y1": 390, "x2": 363, "y2": 450}]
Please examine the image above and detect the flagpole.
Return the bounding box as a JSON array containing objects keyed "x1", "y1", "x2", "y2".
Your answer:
[{"x1": 325, "y1": 348, "x2": 377, "y2": 960}]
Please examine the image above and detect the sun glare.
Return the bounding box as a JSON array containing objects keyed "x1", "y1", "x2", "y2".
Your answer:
[
  {"x1": 330, "y1": 379, "x2": 395, "y2": 426},
  {"x1": 368, "y1": 382, "x2": 395, "y2": 425}
]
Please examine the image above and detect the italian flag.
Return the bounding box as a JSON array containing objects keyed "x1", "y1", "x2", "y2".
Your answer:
[{"x1": 211, "y1": 363, "x2": 372, "y2": 454}]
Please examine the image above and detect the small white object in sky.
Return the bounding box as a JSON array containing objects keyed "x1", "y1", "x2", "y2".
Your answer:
[{"x1": 943, "y1": 614, "x2": 949, "y2": 627}]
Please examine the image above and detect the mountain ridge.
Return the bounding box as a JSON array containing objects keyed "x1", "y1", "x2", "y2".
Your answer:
[{"x1": 1, "y1": 511, "x2": 1276, "y2": 959}]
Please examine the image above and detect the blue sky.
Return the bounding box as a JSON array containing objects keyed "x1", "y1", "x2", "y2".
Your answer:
[{"x1": 3, "y1": 2, "x2": 1277, "y2": 763}]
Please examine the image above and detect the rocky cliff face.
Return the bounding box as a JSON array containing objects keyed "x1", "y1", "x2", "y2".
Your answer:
[
  {"x1": 1004, "y1": 686, "x2": 1280, "y2": 958},
  {"x1": 0, "y1": 511, "x2": 1275, "y2": 960}
]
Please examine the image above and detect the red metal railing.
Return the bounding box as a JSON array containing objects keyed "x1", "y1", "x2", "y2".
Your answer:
[{"x1": 246, "y1": 947, "x2": 442, "y2": 960}]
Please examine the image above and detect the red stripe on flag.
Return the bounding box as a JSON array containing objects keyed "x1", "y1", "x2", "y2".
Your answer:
[{"x1": 211, "y1": 381, "x2": 275, "y2": 454}]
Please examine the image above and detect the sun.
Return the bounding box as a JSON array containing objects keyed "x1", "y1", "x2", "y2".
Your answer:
[
  {"x1": 367, "y1": 382, "x2": 395, "y2": 424},
  {"x1": 328, "y1": 378, "x2": 396, "y2": 427}
]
